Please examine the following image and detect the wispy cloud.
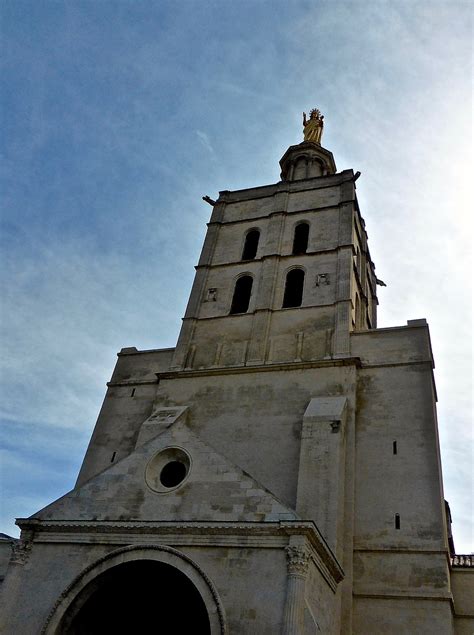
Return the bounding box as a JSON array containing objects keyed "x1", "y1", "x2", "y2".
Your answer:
[{"x1": 196, "y1": 129, "x2": 216, "y2": 156}]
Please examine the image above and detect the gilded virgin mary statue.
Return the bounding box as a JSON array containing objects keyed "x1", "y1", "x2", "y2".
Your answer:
[{"x1": 303, "y1": 108, "x2": 324, "y2": 144}]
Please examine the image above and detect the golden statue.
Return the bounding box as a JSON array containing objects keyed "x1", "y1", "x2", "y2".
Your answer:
[{"x1": 303, "y1": 108, "x2": 324, "y2": 144}]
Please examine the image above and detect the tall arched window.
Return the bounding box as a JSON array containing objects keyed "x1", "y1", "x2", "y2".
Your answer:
[
  {"x1": 282, "y1": 269, "x2": 305, "y2": 308},
  {"x1": 230, "y1": 275, "x2": 253, "y2": 314},
  {"x1": 292, "y1": 223, "x2": 309, "y2": 255},
  {"x1": 241, "y1": 230, "x2": 260, "y2": 260}
]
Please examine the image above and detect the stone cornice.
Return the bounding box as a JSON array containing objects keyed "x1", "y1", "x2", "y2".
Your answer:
[
  {"x1": 194, "y1": 244, "x2": 352, "y2": 271},
  {"x1": 215, "y1": 170, "x2": 354, "y2": 204},
  {"x1": 107, "y1": 379, "x2": 158, "y2": 387},
  {"x1": 353, "y1": 592, "x2": 453, "y2": 602},
  {"x1": 105, "y1": 356, "x2": 432, "y2": 388},
  {"x1": 359, "y1": 360, "x2": 434, "y2": 370},
  {"x1": 17, "y1": 519, "x2": 344, "y2": 586},
  {"x1": 207, "y1": 200, "x2": 353, "y2": 228},
  {"x1": 181, "y1": 297, "x2": 352, "y2": 323},
  {"x1": 105, "y1": 358, "x2": 361, "y2": 386},
  {"x1": 117, "y1": 347, "x2": 175, "y2": 357},
  {"x1": 160, "y1": 357, "x2": 361, "y2": 379},
  {"x1": 354, "y1": 547, "x2": 448, "y2": 555}
]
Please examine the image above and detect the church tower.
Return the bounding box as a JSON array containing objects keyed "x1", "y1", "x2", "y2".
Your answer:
[{"x1": 1, "y1": 112, "x2": 472, "y2": 634}]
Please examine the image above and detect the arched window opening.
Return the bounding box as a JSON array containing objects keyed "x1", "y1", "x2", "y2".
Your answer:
[
  {"x1": 62, "y1": 560, "x2": 211, "y2": 635},
  {"x1": 230, "y1": 276, "x2": 253, "y2": 314},
  {"x1": 292, "y1": 223, "x2": 309, "y2": 255},
  {"x1": 282, "y1": 269, "x2": 305, "y2": 308},
  {"x1": 241, "y1": 230, "x2": 260, "y2": 260}
]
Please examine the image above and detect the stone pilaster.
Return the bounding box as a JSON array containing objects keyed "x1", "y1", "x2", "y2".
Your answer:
[{"x1": 333, "y1": 244, "x2": 353, "y2": 357}]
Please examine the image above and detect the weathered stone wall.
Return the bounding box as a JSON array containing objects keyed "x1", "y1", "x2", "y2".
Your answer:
[
  {"x1": 0, "y1": 534, "x2": 341, "y2": 635},
  {"x1": 156, "y1": 365, "x2": 356, "y2": 511},
  {"x1": 451, "y1": 569, "x2": 474, "y2": 633},
  {"x1": 0, "y1": 542, "x2": 114, "y2": 635},
  {"x1": 172, "y1": 169, "x2": 375, "y2": 371},
  {"x1": 0, "y1": 540, "x2": 14, "y2": 583},
  {"x1": 352, "y1": 596, "x2": 454, "y2": 633},
  {"x1": 351, "y1": 323, "x2": 453, "y2": 631},
  {"x1": 76, "y1": 348, "x2": 172, "y2": 486},
  {"x1": 1, "y1": 542, "x2": 279, "y2": 634}
]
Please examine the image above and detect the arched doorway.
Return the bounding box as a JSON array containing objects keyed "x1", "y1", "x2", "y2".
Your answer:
[
  {"x1": 60, "y1": 560, "x2": 210, "y2": 634},
  {"x1": 43, "y1": 545, "x2": 226, "y2": 635}
]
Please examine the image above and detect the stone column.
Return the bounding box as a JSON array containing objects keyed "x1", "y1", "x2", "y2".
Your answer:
[{"x1": 282, "y1": 544, "x2": 310, "y2": 635}]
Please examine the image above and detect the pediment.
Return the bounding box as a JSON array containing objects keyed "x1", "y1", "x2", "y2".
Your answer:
[{"x1": 34, "y1": 411, "x2": 297, "y2": 524}]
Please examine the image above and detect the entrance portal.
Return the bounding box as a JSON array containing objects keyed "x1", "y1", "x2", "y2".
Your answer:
[{"x1": 60, "y1": 560, "x2": 211, "y2": 634}]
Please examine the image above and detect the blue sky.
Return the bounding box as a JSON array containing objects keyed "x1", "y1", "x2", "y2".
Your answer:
[{"x1": 1, "y1": 1, "x2": 472, "y2": 551}]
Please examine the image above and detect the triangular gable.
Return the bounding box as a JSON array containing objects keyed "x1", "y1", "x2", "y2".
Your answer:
[{"x1": 34, "y1": 412, "x2": 297, "y2": 524}]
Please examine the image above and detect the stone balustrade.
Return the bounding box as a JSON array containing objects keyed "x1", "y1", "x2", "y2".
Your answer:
[{"x1": 450, "y1": 554, "x2": 473, "y2": 567}]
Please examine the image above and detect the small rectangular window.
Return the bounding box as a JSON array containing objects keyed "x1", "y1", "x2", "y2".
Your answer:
[
  {"x1": 131, "y1": 388, "x2": 135, "y2": 397},
  {"x1": 395, "y1": 514, "x2": 400, "y2": 529},
  {"x1": 111, "y1": 452, "x2": 116, "y2": 463},
  {"x1": 393, "y1": 441, "x2": 397, "y2": 455}
]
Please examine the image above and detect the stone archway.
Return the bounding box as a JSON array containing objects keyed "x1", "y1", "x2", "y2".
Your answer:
[{"x1": 42, "y1": 545, "x2": 226, "y2": 635}]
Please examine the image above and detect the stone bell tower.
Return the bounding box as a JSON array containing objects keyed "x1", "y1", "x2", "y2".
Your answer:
[
  {"x1": 171, "y1": 111, "x2": 376, "y2": 373},
  {"x1": 2, "y1": 111, "x2": 471, "y2": 635}
]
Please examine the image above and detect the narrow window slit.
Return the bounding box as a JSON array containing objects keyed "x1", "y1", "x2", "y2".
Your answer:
[
  {"x1": 393, "y1": 440, "x2": 397, "y2": 455},
  {"x1": 395, "y1": 514, "x2": 400, "y2": 529},
  {"x1": 131, "y1": 388, "x2": 135, "y2": 397},
  {"x1": 111, "y1": 452, "x2": 116, "y2": 463}
]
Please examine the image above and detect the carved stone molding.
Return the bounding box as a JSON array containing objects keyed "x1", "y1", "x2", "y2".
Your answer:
[
  {"x1": 16, "y1": 518, "x2": 344, "y2": 587},
  {"x1": 286, "y1": 545, "x2": 311, "y2": 577},
  {"x1": 315, "y1": 273, "x2": 330, "y2": 286}
]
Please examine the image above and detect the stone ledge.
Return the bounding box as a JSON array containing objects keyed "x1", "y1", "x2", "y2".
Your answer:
[
  {"x1": 215, "y1": 169, "x2": 353, "y2": 203},
  {"x1": 161, "y1": 357, "x2": 361, "y2": 379},
  {"x1": 353, "y1": 592, "x2": 453, "y2": 602},
  {"x1": 16, "y1": 518, "x2": 344, "y2": 587},
  {"x1": 207, "y1": 200, "x2": 350, "y2": 227}
]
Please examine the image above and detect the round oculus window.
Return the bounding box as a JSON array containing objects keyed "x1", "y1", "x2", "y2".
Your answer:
[{"x1": 145, "y1": 447, "x2": 191, "y2": 493}]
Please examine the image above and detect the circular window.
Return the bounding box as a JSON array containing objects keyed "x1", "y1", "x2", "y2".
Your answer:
[
  {"x1": 145, "y1": 447, "x2": 191, "y2": 493},
  {"x1": 160, "y1": 461, "x2": 187, "y2": 488}
]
